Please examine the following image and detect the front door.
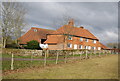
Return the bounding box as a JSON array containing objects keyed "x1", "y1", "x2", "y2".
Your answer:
[{"x1": 74, "y1": 44, "x2": 77, "y2": 49}]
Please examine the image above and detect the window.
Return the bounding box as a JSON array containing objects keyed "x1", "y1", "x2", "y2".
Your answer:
[
  {"x1": 85, "y1": 46, "x2": 88, "y2": 49},
  {"x1": 88, "y1": 46, "x2": 91, "y2": 50},
  {"x1": 80, "y1": 37, "x2": 83, "y2": 41},
  {"x1": 98, "y1": 47, "x2": 101, "y2": 50},
  {"x1": 67, "y1": 43, "x2": 72, "y2": 48},
  {"x1": 92, "y1": 47, "x2": 96, "y2": 50},
  {"x1": 33, "y1": 29, "x2": 37, "y2": 32},
  {"x1": 68, "y1": 36, "x2": 72, "y2": 40},
  {"x1": 79, "y1": 45, "x2": 82, "y2": 49},
  {"x1": 94, "y1": 47, "x2": 96, "y2": 50},
  {"x1": 85, "y1": 38, "x2": 88, "y2": 42},
  {"x1": 93, "y1": 40, "x2": 96, "y2": 43}
]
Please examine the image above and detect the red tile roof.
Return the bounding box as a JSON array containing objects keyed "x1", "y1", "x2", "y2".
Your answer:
[
  {"x1": 18, "y1": 27, "x2": 55, "y2": 44},
  {"x1": 100, "y1": 43, "x2": 109, "y2": 49},
  {"x1": 51, "y1": 25, "x2": 98, "y2": 40}
]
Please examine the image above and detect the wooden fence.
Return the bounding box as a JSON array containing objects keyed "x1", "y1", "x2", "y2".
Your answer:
[{"x1": 2, "y1": 49, "x2": 118, "y2": 71}]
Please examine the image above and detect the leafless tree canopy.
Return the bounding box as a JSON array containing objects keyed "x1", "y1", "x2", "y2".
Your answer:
[{"x1": 1, "y1": 2, "x2": 27, "y2": 48}]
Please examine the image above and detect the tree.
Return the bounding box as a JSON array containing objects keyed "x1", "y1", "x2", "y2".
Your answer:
[
  {"x1": 106, "y1": 42, "x2": 118, "y2": 49},
  {"x1": 1, "y1": 2, "x2": 27, "y2": 48},
  {"x1": 25, "y1": 40, "x2": 40, "y2": 49}
]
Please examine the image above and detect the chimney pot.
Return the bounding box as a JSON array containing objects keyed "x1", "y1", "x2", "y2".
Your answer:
[{"x1": 80, "y1": 26, "x2": 84, "y2": 29}]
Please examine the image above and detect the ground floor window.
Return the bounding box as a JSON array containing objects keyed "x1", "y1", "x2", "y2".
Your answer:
[
  {"x1": 67, "y1": 43, "x2": 72, "y2": 48},
  {"x1": 98, "y1": 47, "x2": 101, "y2": 50},
  {"x1": 85, "y1": 46, "x2": 88, "y2": 49},
  {"x1": 79, "y1": 45, "x2": 82, "y2": 49}
]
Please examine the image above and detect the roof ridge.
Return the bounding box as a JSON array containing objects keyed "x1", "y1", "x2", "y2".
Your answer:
[{"x1": 31, "y1": 27, "x2": 55, "y2": 31}]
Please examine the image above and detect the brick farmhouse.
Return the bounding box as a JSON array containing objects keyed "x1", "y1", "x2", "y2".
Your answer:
[{"x1": 18, "y1": 19, "x2": 108, "y2": 50}]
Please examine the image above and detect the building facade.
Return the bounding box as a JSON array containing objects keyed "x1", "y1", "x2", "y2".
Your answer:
[{"x1": 18, "y1": 19, "x2": 108, "y2": 50}]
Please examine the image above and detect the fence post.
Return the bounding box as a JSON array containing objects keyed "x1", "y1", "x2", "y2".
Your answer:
[
  {"x1": 80, "y1": 51, "x2": 81, "y2": 60},
  {"x1": 86, "y1": 50, "x2": 88, "y2": 59},
  {"x1": 11, "y1": 53, "x2": 14, "y2": 70},
  {"x1": 44, "y1": 50, "x2": 47, "y2": 66},
  {"x1": 64, "y1": 51, "x2": 67, "y2": 63},
  {"x1": 73, "y1": 50, "x2": 74, "y2": 59},
  {"x1": 56, "y1": 51, "x2": 59, "y2": 64},
  {"x1": 31, "y1": 52, "x2": 33, "y2": 63}
]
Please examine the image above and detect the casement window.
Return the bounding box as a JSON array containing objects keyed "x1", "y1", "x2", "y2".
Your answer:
[
  {"x1": 94, "y1": 47, "x2": 96, "y2": 50},
  {"x1": 33, "y1": 29, "x2": 37, "y2": 32},
  {"x1": 79, "y1": 45, "x2": 83, "y2": 49},
  {"x1": 80, "y1": 37, "x2": 83, "y2": 41},
  {"x1": 67, "y1": 43, "x2": 72, "y2": 48},
  {"x1": 93, "y1": 40, "x2": 96, "y2": 43},
  {"x1": 88, "y1": 46, "x2": 91, "y2": 50},
  {"x1": 92, "y1": 47, "x2": 96, "y2": 50},
  {"x1": 85, "y1": 46, "x2": 88, "y2": 49},
  {"x1": 85, "y1": 38, "x2": 88, "y2": 42},
  {"x1": 98, "y1": 47, "x2": 101, "y2": 50},
  {"x1": 68, "y1": 36, "x2": 72, "y2": 40}
]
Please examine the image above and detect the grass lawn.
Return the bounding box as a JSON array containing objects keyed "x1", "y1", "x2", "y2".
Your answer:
[{"x1": 3, "y1": 54, "x2": 118, "y2": 79}]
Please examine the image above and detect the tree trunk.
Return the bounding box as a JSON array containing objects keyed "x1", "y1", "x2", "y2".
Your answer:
[{"x1": 3, "y1": 38, "x2": 6, "y2": 48}]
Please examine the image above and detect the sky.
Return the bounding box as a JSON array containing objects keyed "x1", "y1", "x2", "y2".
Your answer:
[{"x1": 23, "y1": 2, "x2": 118, "y2": 45}]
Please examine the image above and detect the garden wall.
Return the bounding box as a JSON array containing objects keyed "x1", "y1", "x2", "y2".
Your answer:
[{"x1": 2, "y1": 48, "x2": 43, "y2": 56}]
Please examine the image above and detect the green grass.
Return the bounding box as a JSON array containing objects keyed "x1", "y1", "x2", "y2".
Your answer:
[
  {"x1": 2, "y1": 53, "x2": 112, "y2": 71},
  {"x1": 3, "y1": 54, "x2": 118, "y2": 79}
]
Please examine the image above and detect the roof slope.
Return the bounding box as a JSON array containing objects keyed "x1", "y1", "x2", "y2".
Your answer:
[
  {"x1": 18, "y1": 27, "x2": 54, "y2": 44},
  {"x1": 51, "y1": 25, "x2": 98, "y2": 40},
  {"x1": 100, "y1": 43, "x2": 109, "y2": 49}
]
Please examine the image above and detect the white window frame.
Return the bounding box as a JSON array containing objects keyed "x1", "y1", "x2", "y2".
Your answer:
[
  {"x1": 88, "y1": 46, "x2": 91, "y2": 50},
  {"x1": 33, "y1": 29, "x2": 37, "y2": 32},
  {"x1": 85, "y1": 46, "x2": 88, "y2": 49},
  {"x1": 67, "y1": 43, "x2": 72, "y2": 48},
  {"x1": 85, "y1": 38, "x2": 88, "y2": 42},
  {"x1": 80, "y1": 37, "x2": 83, "y2": 41},
  {"x1": 93, "y1": 40, "x2": 96, "y2": 43},
  {"x1": 68, "y1": 36, "x2": 72, "y2": 40},
  {"x1": 94, "y1": 47, "x2": 96, "y2": 50},
  {"x1": 98, "y1": 47, "x2": 101, "y2": 50},
  {"x1": 79, "y1": 45, "x2": 83, "y2": 49}
]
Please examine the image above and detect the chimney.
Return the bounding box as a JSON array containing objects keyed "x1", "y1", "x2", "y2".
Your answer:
[
  {"x1": 68, "y1": 19, "x2": 74, "y2": 26},
  {"x1": 79, "y1": 26, "x2": 84, "y2": 29}
]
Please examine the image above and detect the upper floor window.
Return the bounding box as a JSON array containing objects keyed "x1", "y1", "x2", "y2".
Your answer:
[
  {"x1": 67, "y1": 43, "x2": 72, "y2": 48},
  {"x1": 68, "y1": 36, "x2": 72, "y2": 40},
  {"x1": 33, "y1": 29, "x2": 37, "y2": 32},
  {"x1": 93, "y1": 40, "x2": 96, "y2": 43},
  {"x1": 80, "y1": 37, "x2": 83, "y2": 41},
  {"x1": 85, "y1": 38, "x2": 88, "y2": 42}
]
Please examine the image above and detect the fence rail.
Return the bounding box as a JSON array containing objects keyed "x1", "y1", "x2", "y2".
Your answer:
[{"x1": 2, "y1": 49, "x2": 118, "y2": 72}]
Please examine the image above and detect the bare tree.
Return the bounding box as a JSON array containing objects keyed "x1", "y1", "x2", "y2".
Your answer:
[{"x1": 1, "y1": 2, "x2": 27, "y2": 48}]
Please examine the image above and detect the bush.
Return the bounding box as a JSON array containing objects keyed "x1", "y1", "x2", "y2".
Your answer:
[
  {"x1": 6, "y1": 43, "x2": 18, "y2": 48},
  {"x1": 25, "y1": 40, "x2": 40, "y2": 50}
]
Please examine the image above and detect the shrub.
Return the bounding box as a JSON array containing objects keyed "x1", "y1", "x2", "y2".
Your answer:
[{"x1": 25, "y1": 40, "x2": 40, "y2": 50}]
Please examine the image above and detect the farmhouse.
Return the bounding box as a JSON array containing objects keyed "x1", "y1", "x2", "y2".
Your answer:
[{"x1": 18, "y1": 19, "x2": 108, "y2": 50}]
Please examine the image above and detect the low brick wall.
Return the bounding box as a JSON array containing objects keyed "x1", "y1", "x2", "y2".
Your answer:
[{"x1": 2, "y1": 48, "x2": 43, "y2": 56}]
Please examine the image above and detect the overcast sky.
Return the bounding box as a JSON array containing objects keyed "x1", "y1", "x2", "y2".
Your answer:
[{"x1": 23, "y1": 2, "x2": 118, "y2": 45}]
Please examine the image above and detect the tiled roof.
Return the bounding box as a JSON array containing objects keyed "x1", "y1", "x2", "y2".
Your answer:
[
  {"x1": 51, "y1": 25, "x2": 98, "y2": 40},
  {"x1": 100, "y1": 43, "x2": 109, "y2": 49},
  {"x1": 18, "y1": 27, "x2": 55, "y2": 44},
  {"x1": 44, "y1": 35, "x2": 64, "y2": 44}
]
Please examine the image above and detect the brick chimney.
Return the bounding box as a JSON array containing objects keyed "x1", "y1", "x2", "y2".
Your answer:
[
  {"x1": 68, "y1": 19, "x2": 74, "y2": 26},
  {"x1": 79, "y1": 26, "x2": 84, "y2": 29}
]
